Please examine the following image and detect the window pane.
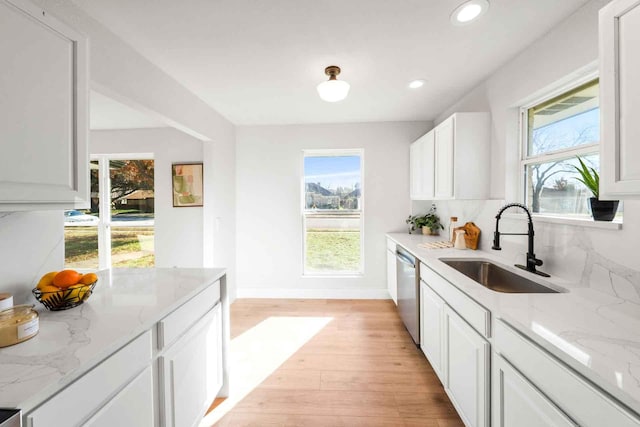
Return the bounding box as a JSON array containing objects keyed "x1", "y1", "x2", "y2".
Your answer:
[
  {"x1": 528, "y1": 80, "x2": 599, "y2": 156},
  {"x1": 304, "y1": 155, "x2": 361, "y2": 210},
  {"x1": 110, "y1": 160, "x2": 155, "y2": 267},
  {"x1": 65, "y1": 162, "x2": 99, "y2": 268},
  {"x1": 305, "y1": 213, "x2": 361, "y2": 273},
  {"x1": 525, "y1": 154, "x2": 599, "y2": 215},
  {"x1": 303, "y1": 153, "x2": 362, "y2": 275}
]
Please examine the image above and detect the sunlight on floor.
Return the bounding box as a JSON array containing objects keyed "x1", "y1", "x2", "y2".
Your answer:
[{"x1": 200, "y1": 316, "x2": 333, "y2": 426}]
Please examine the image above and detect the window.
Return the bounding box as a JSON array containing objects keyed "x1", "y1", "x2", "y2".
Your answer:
[
  {"x1": 302, "y1": 150, "x2": 363, "y2": 275},
  {"x1": 521, "y1": 79, "x2": 619, "y2": 217},
  {"x1": 64, "y1": 155, "x2": 155, "y2": 269}
]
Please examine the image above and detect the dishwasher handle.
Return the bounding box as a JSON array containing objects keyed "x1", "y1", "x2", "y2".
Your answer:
[{"x1": 395, "y1": 251, "x2": 415, "y2": 268}]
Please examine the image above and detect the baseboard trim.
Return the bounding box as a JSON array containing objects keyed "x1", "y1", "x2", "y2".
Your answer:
[{"x1": 235, "y1": 288, "x2": 392, "y2": 299}]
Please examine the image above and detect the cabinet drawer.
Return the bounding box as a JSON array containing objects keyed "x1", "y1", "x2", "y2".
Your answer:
[
  {"x1": 386, "y1": 238, "x2": 396, "y2": 253},
  {"x1": 158, "y1": 281, "x2": 220, "y2": 349},
  {"x1": 421, "y1": 263, "x2": 490, "y2": 338},
  {"x1": 495, "y1": 319, "x2": 640, "y2": 427},
  {"x1": 27, "y1": 330, "x2": 152, "y2": 427}
]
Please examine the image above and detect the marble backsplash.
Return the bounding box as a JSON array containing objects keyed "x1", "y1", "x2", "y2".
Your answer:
[
  {"x1": 412, "y1": 199, "x2": 640, "y2": 303},
  {"x1": 0, "y1": 211, "x2": 64, "y2": 304}
]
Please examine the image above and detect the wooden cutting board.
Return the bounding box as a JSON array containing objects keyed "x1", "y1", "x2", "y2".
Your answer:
[{"x1": 453, "y1": 222, "x2": 481, "y2": 250}]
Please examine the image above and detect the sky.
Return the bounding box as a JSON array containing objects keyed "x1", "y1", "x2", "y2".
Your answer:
[
  {"x1": 531, "y1": 107, "x2": 599, "y2": 155},
  {"x1": 304, "y1": 155, "x2": 361, "y2": 190}
]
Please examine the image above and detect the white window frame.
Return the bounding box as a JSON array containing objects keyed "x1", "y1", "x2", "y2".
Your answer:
[
  {"x1": 518, "y1": 73, "x2": 601, "y2": 219},
  {"x1": 69, "y1": 153, "x2": 154, "y2": 270},
  {"x1": 301, "y1": 148, "x2": 364, "y2": 277}
]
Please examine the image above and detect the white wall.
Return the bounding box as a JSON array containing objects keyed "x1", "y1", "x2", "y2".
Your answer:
[
  {"x1": 236, "y1": 122, "x2": 430, "y2": 298},
  {"x1": 91, "y1": 128, "x2": 205, "y2": 268},
  {"x1": 417, "y1": 0, "x2": 640, "y2": 301}
]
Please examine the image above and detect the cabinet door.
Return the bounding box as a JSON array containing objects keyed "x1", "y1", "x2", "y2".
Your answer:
[
  {"x1": 444, "y1": 305, "x2": 489, "y2": 427},
  {"x1": 434, "y1": 117, "x2": 454, "y2": 199},
  {"x1": 600, "y1": 0, "x2": 640, "y2": 199},
  {"x1": 387, "y1": 249, "x2": 398, "y2": 304},
  {"x1": 0, "y1": 0, "x2": 89, "y2": 210},
  {"x1": 84, "y1": 367, "x2": 155, "y2": 427},
  {"x1": 420, "y1": 281, "x2": 444, "y2": 379},
  {"x1": 410, "y1": 137, "x2": 424, "y2": 199},
  {"x1": 493, "y1": 354, "x2": 576, "y2": 427},
  {"x1": 160, "y1": 304, "x2": 222, "y2": 427}
]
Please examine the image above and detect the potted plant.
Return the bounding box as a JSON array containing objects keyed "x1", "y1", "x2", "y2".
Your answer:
[
  {"x1": 573, "y1": 156, "x2": 619, "y2": 221},
  {"x1": 406, "y1": 205, "x2": 444, "y2": 235}
]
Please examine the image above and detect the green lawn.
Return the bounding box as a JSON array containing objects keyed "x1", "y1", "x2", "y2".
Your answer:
[
  {"x1": 305, "y1": 229, "x2": 360, "y2": 273},
  {"x1": 65, "y1": 226, "x2": 155, "y2": 267}
]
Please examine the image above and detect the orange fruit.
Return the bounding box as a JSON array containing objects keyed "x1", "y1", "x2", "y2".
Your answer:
[
  {"x1": 52, "y1": 270, "x2": 82, "y2": 289},
  {"x1": 37, "y1": 272, "x2": 58, "y2": 289},
  {"x1": 79, "y1": 273, "x2": 98, "y2": 285},
  {"x1": 38, "y1": 284, "x2": 62, "y2": 303}
]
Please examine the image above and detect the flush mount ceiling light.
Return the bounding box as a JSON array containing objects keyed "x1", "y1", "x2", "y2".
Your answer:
[
  {"x1": 451, "y1": 0, "x2": 489, "y2": 25},
  {"x1": 317, "y1": 66, "x2": 350, "y2": 102},
  {"x1": 409, "y1": 79, "x2": 426, "y2": 89}
]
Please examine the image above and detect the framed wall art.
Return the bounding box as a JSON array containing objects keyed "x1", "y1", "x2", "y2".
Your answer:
[{"x1": 172, "y1": 163, "x2": 203, "y2": 207}]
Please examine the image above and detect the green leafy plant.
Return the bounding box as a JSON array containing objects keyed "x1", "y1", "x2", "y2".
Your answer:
[
  {"x1": 406, "y1": 205, "x2": 444, "y2": 233},
  {"x1": 572, "y1": 156, "x2": 599, "y2": 199}
]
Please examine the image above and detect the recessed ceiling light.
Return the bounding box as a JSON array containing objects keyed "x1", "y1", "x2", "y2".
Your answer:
[
  {"x1": 451, "y1": 0, "x2": 489, "y2": 25},
  {"x1": 409, "y1": 79, "x2": 426, "y2": 89}
]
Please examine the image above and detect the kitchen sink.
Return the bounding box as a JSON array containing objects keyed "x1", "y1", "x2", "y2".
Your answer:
[{"x1": 439, "y1": 258, "x2": 561, "y2": 294}]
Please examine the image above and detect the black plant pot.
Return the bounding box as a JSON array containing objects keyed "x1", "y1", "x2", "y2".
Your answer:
[{"x1": 589, "y1": 197, "x2": 619, "y2": 221}]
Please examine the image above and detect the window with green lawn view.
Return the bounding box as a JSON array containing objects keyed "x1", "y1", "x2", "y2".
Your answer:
[
  {"x1": 522, "y1": 79, "x2": 621, "y2": 219},
  {"x1": 303, "y1": 150, "x2": 363, "y2": 275},
  {"x1": 64, "y1": 157, "x2": 155, "y2": 269}
]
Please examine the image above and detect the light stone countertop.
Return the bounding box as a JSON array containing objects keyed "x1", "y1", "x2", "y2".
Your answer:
[
  {"x1": 387, "y1": 232, "x2": 640, "y2": 416},
  {"x1": 0, "y1": 267, "x2": 226, "y2": 412}
]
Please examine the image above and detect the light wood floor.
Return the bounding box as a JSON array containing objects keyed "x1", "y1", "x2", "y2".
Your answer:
[{"x1": 213, "y1": 299, "x2": 463, "y2": 427}]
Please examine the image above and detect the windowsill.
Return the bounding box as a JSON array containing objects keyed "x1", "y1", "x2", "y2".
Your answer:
[
  {"x1": 302, "y1": 273, "x2": 364, "y2": 278},
  {"x1": 502, "y1": 213, "x2": 622, "y2": 230}
]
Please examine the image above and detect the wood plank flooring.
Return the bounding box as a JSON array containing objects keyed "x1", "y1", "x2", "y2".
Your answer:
[{"x1": 212, "y1": 299, "x2": 463, "y2": 427}]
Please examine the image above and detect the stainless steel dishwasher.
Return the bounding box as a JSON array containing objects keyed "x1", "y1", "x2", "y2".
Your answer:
[{"x1": 396, "y1": 246, "x2": 420, "y2": 345}]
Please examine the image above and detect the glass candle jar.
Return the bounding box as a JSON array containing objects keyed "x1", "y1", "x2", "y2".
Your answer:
[{"x1": 0, "y1": 304, "x2": 39, "y2": 347}]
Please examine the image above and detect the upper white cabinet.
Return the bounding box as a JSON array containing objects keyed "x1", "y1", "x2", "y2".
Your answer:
[
  {"x1": 599, "y1": 0, "x2": 640, "y2": 199},
  {"x1": 409, "y1": 112, "x2": 490, "y2": 201},
  {"x1": 0, "y1": 0, "x2": 89, "y2": 211},
  {"x1": 410, "y1": 131, "x2": 435, "y2": 199}
]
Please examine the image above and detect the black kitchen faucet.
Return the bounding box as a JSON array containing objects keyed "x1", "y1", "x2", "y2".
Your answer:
[{"x1": 492, "y1": 203, "x2": 550, "y2": 277}]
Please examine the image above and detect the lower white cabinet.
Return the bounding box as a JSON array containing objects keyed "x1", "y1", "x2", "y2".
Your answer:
[
  {"x1": 84, "y1": 367, "x2": 155, "y2": 427},
  {"x1": 386, "y1": 239, "x2": 397, "y2": 304},
  {"x1": 420, "y1": 280, "x2": 444, "y2": 378},
  {"x1": 492, "y1": 354, "x2": 576, "y2": 427},
  {"x1": 160, "y1": 303, "x2": 223, "y2": 427},
  {"x1": 26, "y1": 331, "x2": 152, "y2": 427},
  {"x1": 444, "y1": 305, "x2": 490, "y2": 427}
]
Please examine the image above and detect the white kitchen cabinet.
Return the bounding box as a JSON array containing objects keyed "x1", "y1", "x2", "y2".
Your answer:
[
  {"x1": 84, "y1": 367, "x2": 155, "y2": 427},
  {"x1": 599, "y1": 0, "x2": 640, "y2": 199},
  {"x1": 443, "y1": 305, "x2": 490, "y2": 427},
  {"x1": 386, "y1": 238, "x2": 397, "y2": 304},
  {"x1": 495, "y1": 319, "x2": 640, "y2": 427},
  {"x1": 410, "y1": 131, "x2": 435, "y2": 200},
  {"x1": 420, "y1": 280, "x2": 444, "y2": 379},
  {"x1": 434, "y1": 117, "x2": 454, "y2": 199},
  {"x1": 160, "y1": 303, "x2": 223, "y2": 427},
  {"x1": 492, "y1": 353, "x2": 576, "y2": 427},
  {"x1": 26, "y1": 331, "x2": 153, "y2": 427},
  {"x1": 0, "y1": 0, "x2": 89, "y2": 211},
  {"x1": 409, "y1": 113, "x2": 490, "y2": 201}
]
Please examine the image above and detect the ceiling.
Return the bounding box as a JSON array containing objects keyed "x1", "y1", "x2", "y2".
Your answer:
[{"x1": 75, "y1": 0, "x2": 591, "y2": 126}]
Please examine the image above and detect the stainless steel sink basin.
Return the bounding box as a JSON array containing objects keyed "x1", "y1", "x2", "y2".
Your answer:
[{"x1": 440, "y1": 259, "x2": 561, "y2": 294}]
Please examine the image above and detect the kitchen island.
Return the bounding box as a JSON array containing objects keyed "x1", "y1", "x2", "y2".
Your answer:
[{"x1": 0, "y1": 268, "x2": 228, "y2": 426}]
